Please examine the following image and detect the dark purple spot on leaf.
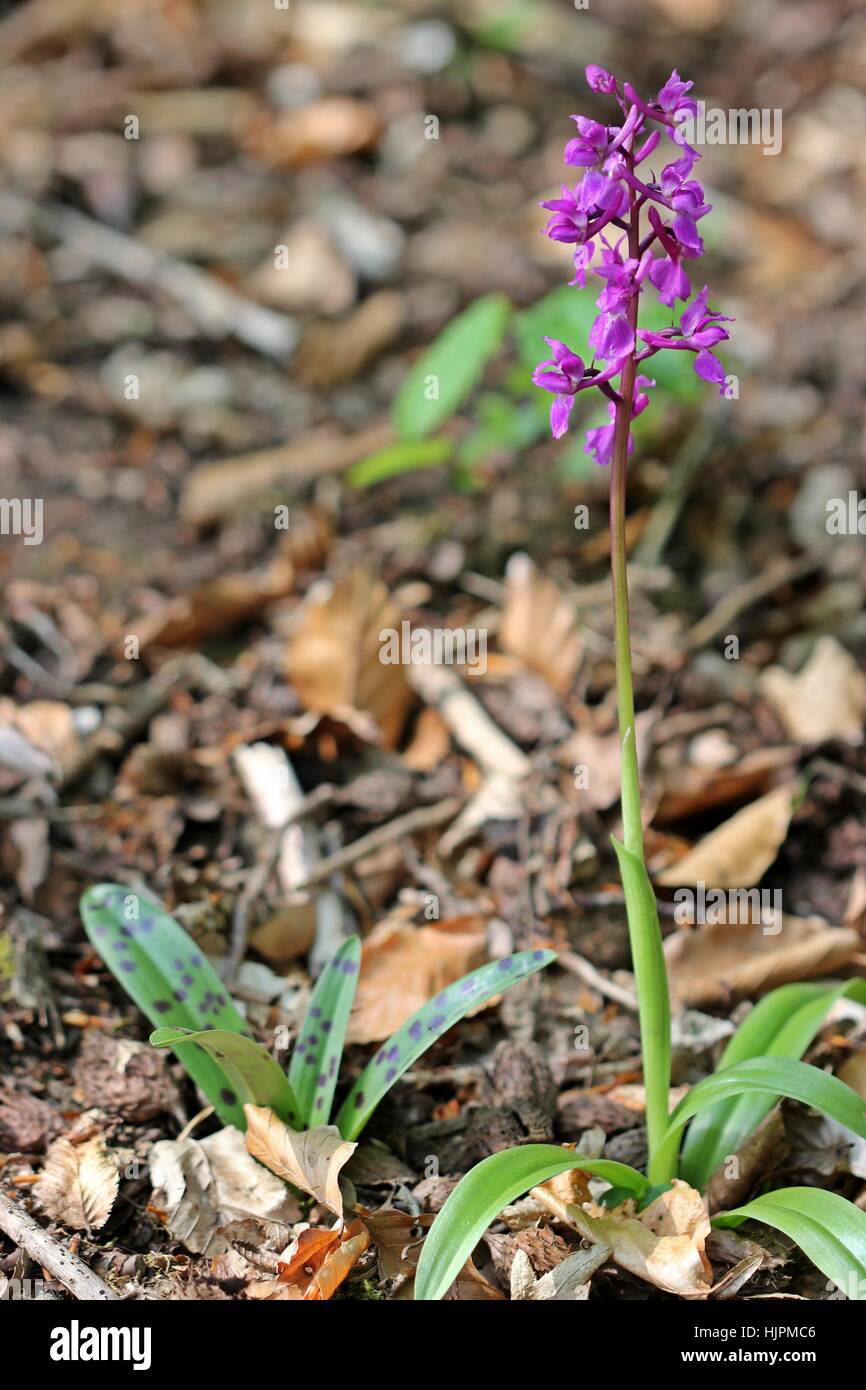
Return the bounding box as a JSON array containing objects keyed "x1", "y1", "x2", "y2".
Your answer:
[
  {"x1": 321, "y1": 1021, "x2": 331, "y2": 1033},
  {"x1": 342, "y1": 959, "x2": 358, "y2": 975},
  {"x1": 153, "y1": 1000, "x2": 171, "y2": 1014},
  {"x1": 182, "y1": 974, "x2": 194, "y2": 988},
  {"x1": 354, "y1": 1091, "x2": 365, "y2": 1108},
  {"x1": 376, "y1": 1050, "x2": 386, "y2": 1065},
  {"x1": 305, "y1": 1055, "x2": 316, "y2": 1066},
  {"x1": 498, "y1": 957, "x2": 513, "y2": 971},
  {"x1": 533, "y1": 950, "x2": 545, "y2": 961},
  {"x1": 308, "y1": 1035, "x2": 318, "y2": 1046},
  {"x1": 191, "y1": 954, "x2": 203, "y2": 967},
  {"x1": 435, "y1": 993, "x2": 447, "y2": 1006},
  {"x1": 316, "y1": 1097, "x2": 323, "y2": 1111},
  {"x1": 387, "y1": 1044, "x2": 399, "y2": 1061},
  {"x1": 461, "y1": 979, "x2": 476, "y2": 994},
  {"x1": 429, "y1": 1014, "x2": 445, "y2": 1030},
  {"x1": 220, "y1": 1088, "x2": 237, "y2": 1107},
  {"x1": 409, "y1": 1021, "x2": 423, "y2": 1040},
  {"x1": 174, "y1": 990, "x2": 187, "y2": 1002},
  {"x1": 120, "y1": 961, "x2": 136, "y2": 974},
  {"x1": 317, "y1": 1074, "x2": 327, "y2": 1087},
  {"x1": 310, "y1": 1007, "x2": 321, "y2": 1018},
  {"x1": 297, "y1": 1042, "x2": 306, "y2": 1055},
  {"x1": 385, "y1": 1068, "x2": 397, "y2": 1083}
]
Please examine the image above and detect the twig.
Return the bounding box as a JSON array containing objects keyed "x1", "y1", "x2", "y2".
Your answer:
[
  {"x1": 223, "y1": 828, "x2": 281, "y2": 985},
  {"x1": 295, "y1": 797, "x2": 463, "y2": 890},
  {"x1": 0, "y1": 1191, "x2": 120, "y2": 1301},
  {"x1": 686, "y1": 555, "x2": 819, "y2": 650},
  {"x1": 0, "y1": 189, "x2": 298, "y2": 360},
  {"x1": 406, "y1": 659, "x2": 531, "y2": 779},
  {"x1": 557, "y1": 950, "x2": 639, "y2": 1011}
]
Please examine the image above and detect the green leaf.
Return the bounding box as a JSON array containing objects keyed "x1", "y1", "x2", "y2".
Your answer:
[
  {"x1": 611, "y1": 836, "x2": 672, "y2": 1184},
  {"x1": 665, "y1": 1056, "x2": 866, "y2": 1168},
  {"x1": 682, "y1": 981, "x2": 866, "y2": 1189},
  {"x1": 714, "y1": 1187, "x2": 866, "y2": 1299},
  {"x1": 335, "y1": 949, "x2": 555, "y2": 1141},
  {"x1": 346, "y1": 437, "x2": 453, "y2": 488},
  {"x1": 414, "y1": 1144, "x2": 648, "y2": 1301},
  {"x1": 289, "y1": 936, "x2": 361, "y2": 1127},
  {"x1": 80, "y1": 883, "x2": 250, "y2": 1128},
  {"x1": 150, "y1": 1028, "x2": 301, "y2": 1128},
  {"x1": 393, "y1": 294, "x2": 511, "y2": 440}
]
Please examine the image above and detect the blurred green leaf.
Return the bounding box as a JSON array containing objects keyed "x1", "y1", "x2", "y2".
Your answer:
[
  {"x1": 393, "y1": 294, "x2": 512, "y2": 440},
  {"x1": 347, "y1": 438, "x2": 453, "y2": 488}
]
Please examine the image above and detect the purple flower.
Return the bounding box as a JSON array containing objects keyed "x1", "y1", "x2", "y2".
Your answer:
[
  {"x1": 564, "y1": 115, "x2": 610, "y2": 167},
  {"x1": 638, "y1": 286, "x2": 733, "y2": 392},
  {"x1": 569, "y1": 242, "x2": 595, "y2": 289},
  {"x1": 540, "y1": 185, "x2": 589, "y2": 244},
  {"x1": 649, "y1": 253, "x2": 691, "y2": 307},
  {"x1": 586, "y1": 64, "x2": 617, "y2": 95},
  {"x1": 532, "y1": 338, "x2": 585, "y2": 439}
]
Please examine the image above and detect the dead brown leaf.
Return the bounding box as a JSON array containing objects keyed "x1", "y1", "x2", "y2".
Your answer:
[
  {"x1": 665, "y1": 912, "x2": 858, "y2": 1007},
  {"x1": 500, "y1": 553, "x2": 583, "y2": 695},
  {"x1": 35, "y1": 1132, "x2": 118, "y2": 1233},
  {"x1": 345, "y1": 908, "x2": 488, "y2": 1044},
  {"x1": 760, "y1": 637, "x2": 866, "y2": 746},
  {"x1": 535, "y1": 1178, "x2": 713, "y2": 1297},
  {"x1": 654, "y1": 746, "x2": 798, "y2": 824},
  {"x1": 655, "y1": 782, "x2": 798, "y2": 888},
  {"x1": 133, "y1": 556, "x2": 295, "y2": 650},
  {"x1": 149, "y1": 1126, "x2": 300, "y2": 1256},
  {"x1": 286, "y1": 568, "x2": 414, "y2": 749},
  {"x1": 243, "y1": 98, "x2": 381, "y2": 168},
  {"x1": 244, "y1": 1105, "x2": 356, "y2": 1222}
]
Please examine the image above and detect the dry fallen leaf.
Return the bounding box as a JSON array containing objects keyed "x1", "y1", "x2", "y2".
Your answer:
[
  {"x1": 286, "y1": 568, "x2": 413, "y2": 748},
  {"x1": 500, "y1": 553, "x2": 583, "y2": 696},
  {"x1": 244, "y1": 1105, "x2": 356, "y2": 1222},
  {"x1": 654, "y1": 745, "x2": 797, "y2": 824},
  {"x1": 243, "y1": 98, "x2": 381, "y2": 168},
  {"x1": 0, "y1": 697, "x2": 81, "y2": 781},
  {"x1": 363, "y1": 1207, "x2": 433, "y2": 1281},
  {"x1": 534, "y1": 1179, "x2": 713, "y2": 1297},
  {"x1": 560, "y1": 712, "x2": 656, "y2": 812},
  {"x1": 510, "y1": 1242, "x2": 610, "y2": 1301},
  {"x1": 345, "y1": 908, "x2": 488, "y2": 1044},
  {"x1": 655, "y1": 782, "x2": 798, "y2": 888},
  {"x1": 149, "y1": 1126, "x2": 300, "y2": 1256},
  {"x1": 35, "y1": 1133, "x2": 118, "y2": 1234},
  {"x1": 759, "y1": 637, "x2": 866, "y2": 746},
  {"x1": 665, "y1": 912, "x2": 858, "y2": 1008},
  {"x1": 133, "y1": 557, "x2": 295, "y2": 650}
]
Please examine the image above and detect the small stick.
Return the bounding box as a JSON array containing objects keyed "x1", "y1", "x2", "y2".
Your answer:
[
  {"x1": 686, "y1": 555, "x2": 819, "y2": 650},
  {"x1": 295, "y1": 796, "x2": 463, "y2": 889},
  {"x1": 557, "y1": 950, "x2": 639, "y2": 1012},
  {"x1": 0, "y1": 1191, "x2": 120, "y2": 1301}
]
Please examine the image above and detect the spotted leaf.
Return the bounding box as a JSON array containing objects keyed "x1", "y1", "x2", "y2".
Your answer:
[
  {"x1": 80, "y1": 883, "x2": 249, "y2": 1128},
  {"x1": 151, "y1": 1028, "x2": 301, "y2": 1128},
  {"x1": 289, "y1": 936, "x2": 361, "y2": 1126},
  {"x1": 335, "y1": 948, "x2": 556, "y2": 1141}
]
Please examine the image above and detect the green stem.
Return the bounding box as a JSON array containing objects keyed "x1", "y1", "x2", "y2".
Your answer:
[{"x1": 608, "y1": 158, "x2": 674, "y2": 1186}]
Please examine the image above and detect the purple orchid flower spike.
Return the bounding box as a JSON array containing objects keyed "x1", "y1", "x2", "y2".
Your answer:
[{"x1": 533, "y1": 64, "x2": 732, "y2": 447}]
